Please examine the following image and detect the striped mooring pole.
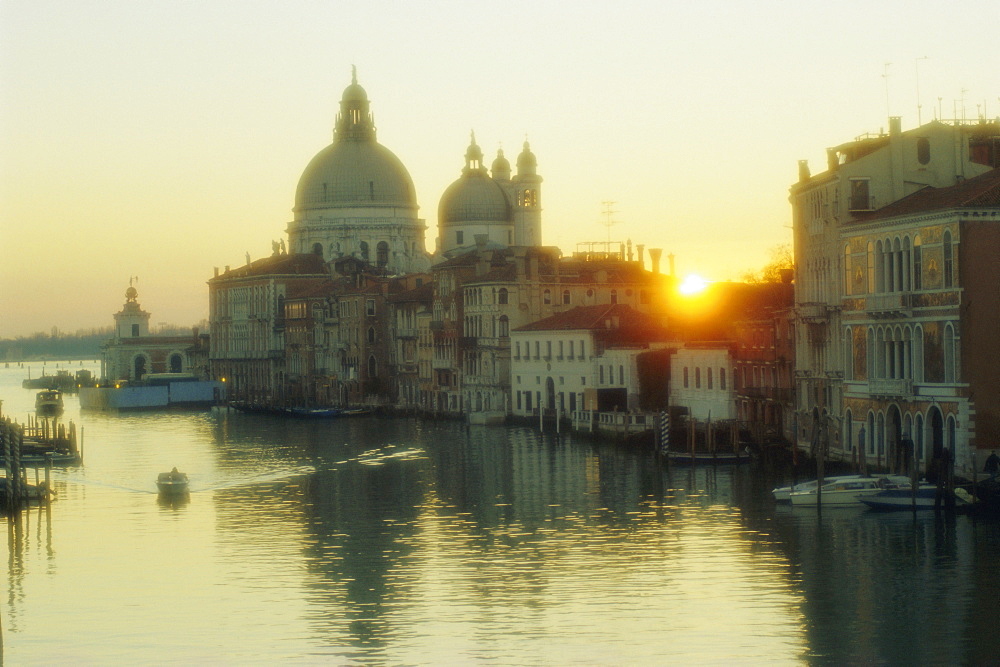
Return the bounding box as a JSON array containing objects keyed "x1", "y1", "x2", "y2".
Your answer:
[{"x1": 659, "y1": 411, "x2": 670, "y2": 455}]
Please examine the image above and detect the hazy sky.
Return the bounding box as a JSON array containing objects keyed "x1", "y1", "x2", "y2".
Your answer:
[{"x1": 1, "y1": 1, "x2": 997, "y2": 338}]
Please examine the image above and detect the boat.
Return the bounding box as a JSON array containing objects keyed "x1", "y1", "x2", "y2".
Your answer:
[
  {"x1": 665, "y1": 447, "x2": 753, "y2": 465},
  {"x1": 35, "y1": 389, "x2": 65, "y2": 415},
  {"x1": 288, "y1": 407, "x2": 342, "y2": 418},
  {"x1": 788, "y1": 475, "x2": 913, "y2": 507},
  {"x1": 80, "y1": 374, "x2": 225, "y2": 410},
  {"x1": 860, "y1": 484, "x2": 973, "y2": 511},
  {"x1": 772, "y1": 474, "x2": 865, "y2": 502},
  {"x1": 156, "y1": 468, "x2": 189, "y2": 495}
]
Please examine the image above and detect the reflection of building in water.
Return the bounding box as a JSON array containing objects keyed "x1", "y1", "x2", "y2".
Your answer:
[{"x1": 101, "y1": 284, "x2": 209, "y2": 381}]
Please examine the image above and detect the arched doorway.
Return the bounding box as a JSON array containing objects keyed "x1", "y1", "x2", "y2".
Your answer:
[
  {"x1": 169, "y1": 353, "x2": 183, "y2": 373},
  {"x1": 545, "y1": 377, "x2": 556, "y2": 412},
  {"x1": 133, "y1": 356, "x2": 147, "y2": 380}
]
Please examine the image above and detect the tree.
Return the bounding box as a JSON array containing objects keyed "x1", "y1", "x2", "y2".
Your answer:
[{"x1": 742, "y1": 244, "x2": 793, "y2": 284}]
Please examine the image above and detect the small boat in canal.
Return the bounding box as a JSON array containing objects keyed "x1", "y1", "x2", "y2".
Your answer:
[
  {"x1": 859, "y1": 485, "x2": 973, "y2": 511},
  {"x1": 788, "y1": 475, "x2": 913, "y2": 507},
  {"x1": 156, "y1": 468, "x2": 189, "y2": 496},
  {"x1": 35, "y1": 389, "x2": 64, "y2": 415},
  {"x1": 664, "y1": 447, "x2": 753, "y2": 465},
  {"x1": 773, "y1": 474, "x2": 865, "y2": 502}
]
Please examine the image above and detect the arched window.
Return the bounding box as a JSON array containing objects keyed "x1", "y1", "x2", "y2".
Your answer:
[
  {"x1": 312, "y1": 243, "x2": 323, "y2": 256},
  {"x1": 913, "y1": 324, "x2": 924, "y2": 383},
  {"x1": 844, "y1": 409, "x2": 853, "y2": 452},
  {"x1": 368, "y1": 355, "x2": 377, "y2": 379},
  {"x1": 562, "y1": 290, "x2": 571, "y2": 305},
  {"x1": 944, "y1": 323, "x2": 956, "y2": 383},
  {"x1": 844, "y1": 244, "x2": 852, "y2": 296},
  {"x1": 619, "y1": 365, "x2": 625, "y2": 385},
  {"x1": 359, "y1": 241, "x2": 369, "y2": 261},
  {"x1": 943, "y1": 230, "x2": 954, "y2": 288},
  {"x1": 367, "y1": 327, "x2": 376, "y2": 344},
  {"x1": 376, "y1": 241, "x2": 389, "y2": 267},
  {"x1": 913, "y1": 235, "x2": 922, "y2": 290},
  {"x1": 499, "y1": 315, "x2": 509, "y2": 337},
  {"x1": 498, "y1": 288, "x2": 508, "y2": 305},
  {"x1": 844, "y1": 327, "x2": 853, "y2": 381},
  {"x1": 867, "y1": 241, "x2": 875, "y2": 293},
  {"x1": 917, "y1": 137, "x2": 931, "y2": 165}
]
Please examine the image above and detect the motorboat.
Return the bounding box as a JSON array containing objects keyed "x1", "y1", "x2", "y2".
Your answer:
[
  {"x1": 788, "y1": 475, "x2": 912, "y2": 507},
  {"x1": 35, "y1": 389, "x2": 64, "y2": 415},
  {"x1": 860, "y1": 484, "x2": 973, "y2": 511},
  {"x1": 772, "y1": 474, "x2": 865, "y2": 502},
  {"x1": 156, "y1": 468, "x2": 189, "y2": 495}
]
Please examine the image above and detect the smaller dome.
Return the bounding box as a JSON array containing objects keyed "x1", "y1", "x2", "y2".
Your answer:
[
  {"x1": 439, "y1": 172, "x2": 512, "y2": 226},
  {"x1": 341, "y1": 65, "x2": 368, "y2": 102},
  {"x1": 491, "y1": 149, "x2": 511, "y2": 181},
  {"x1": 517, "y1": 140, "x2": 537, "y2": 175}
]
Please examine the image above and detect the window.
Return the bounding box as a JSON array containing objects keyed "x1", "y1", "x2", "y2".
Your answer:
[
  {"x1": 376, "y1": 241, "x2": 389, "y2": 267},
  {"x1": 707, "y1": 367, "x2": 713, "y2": 389},
  {"x1": 619, "y1": 365, "x2": 624, "y2": 384},
  {"x1": 683, "y1": 367, "x2": 689, "y2": 388},
  {"x1": 600, "y1": 366, "x2": 605, "y2": 383},
  {"x1": 917, "y1": 138, "x2": 931, "y2": 165},
  {"x1": 514, "y1": 341, "x2": 520, "y2": 359},
  {"x1": 844, "y1": 244, "x2": 852, "y2": 296},
  {"x1": 943, "y1": 230, "x2": 954, "y2": 288},
  {"x1": 131, "y1": 324, "x2": 139, "y2": 337},
  {"x1": 849, "y1": 178, "x2": 871, "y2": 211},
  {"x1": 499, "y1": 315, "x2": 509, "y2": 337},
  {"x1": 720, "y1": 368, "x2": 726, "y2": 390},
  {"x1": 610, "y1": 289, "x2": 618, "y2": 304},
  {"x1": 562, "y1": 290, "x2": 571, "y2": 305},
  {"x1": 312, "y1": 242, "x2": 323, "y2": 256},
  {"x1": 535, "y1": 341, "x2": 540, "y2": 359},
  {"x1": 456, "y1": 231, "x2": 464, "y2": 246},
  {"x1": 695, "y1": 367, "x2": 701, "y2": 389},
  {"x1": 367, "y1": 327, "x2": 375, "y2": 343},
  {"x1": 867, "y1": 241, "x2": 875, "y2": 293},
  {"x1": 913, "y1": 235, "x2": 922, "y2": 290},
  {"x1": 546, "y1": 341, "x2": 552, "y2": 359},
  {"x1": 543, "y1": 289, "x2": 551, "y2": 305},
  {"x1": 498, "y1": 288, "x2": 508, "y2": 305},
  {"x1": 366, "y1": 299, "x2": 376, "y2": 316}
]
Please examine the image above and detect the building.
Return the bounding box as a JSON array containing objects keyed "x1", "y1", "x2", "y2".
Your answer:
[
  {"x1": 287, "y1": 68, "x2": 432, "y2": 274},
  {"x1": 790, "y1": 115, "x2": 1000, "y2": 475},
  {"x1": 101, "y1": 285, "x2": 209, "y2": 382},
  {"x1": 839, "y1": 168, "x2": 1000, "y2": 476}
]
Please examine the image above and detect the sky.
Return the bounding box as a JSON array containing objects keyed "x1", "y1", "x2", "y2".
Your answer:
[{"x1": 1, "y1": 0, "x2": 997, "y2": 338}]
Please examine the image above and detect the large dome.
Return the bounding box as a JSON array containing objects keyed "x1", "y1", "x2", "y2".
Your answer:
[
  {"x1": 295, "y1": 141, "x2": 417, "y2": 212},
  {"x1": 439, "y1": 171, "x2": 511, "y2": 226},
  {"x1": 294, "y1": 69, "x2": 417, "y2": 213}
]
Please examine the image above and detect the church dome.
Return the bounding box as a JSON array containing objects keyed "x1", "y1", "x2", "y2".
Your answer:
[
  {"x1": 438, "y1": 172, "x2": 512, "y2": 226},
  {"x1": 491, "y1": 149, "x2": 511, "y2": 181},
  {"x1": 294, "y1": 68, "x2": 417, "y2": 213},
  {"x1": 439, "y1": 134, "x2": 512, "y2": 226}
]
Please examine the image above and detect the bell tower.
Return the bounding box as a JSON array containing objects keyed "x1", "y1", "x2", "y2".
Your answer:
[{"x1": 512, "y1": 140, "x2": 542, "y2": 246}]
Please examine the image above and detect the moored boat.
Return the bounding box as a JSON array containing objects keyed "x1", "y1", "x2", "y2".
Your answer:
[
  {"x1": 788, "y1": 475, "x2": 913, "y2": 507},
  {"x1": 35, "y1": 389, "x2": 64, "y2": 415},
  {"x1": 773, "y1": 474, "x2": 864, "y2": 502},
  {"x1": 860, "y1": 485, "x2": 972, "y2": 511},
  {"x1": 156, "y1": 468, "x2": 189, "y2": 495},
  {"x1": 665, "y1": 448, "x2": 752, "y2": 465}
]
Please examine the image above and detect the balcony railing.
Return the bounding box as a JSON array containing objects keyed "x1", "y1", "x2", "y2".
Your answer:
[
  {"x1": 869, "y1": 378, "x2": 913, "y2": 398},
  {"x1": 798, "y1": 302, "x2": 828, "y2": 322},
  {"x1": 866, "y1": 292, "x2": 910, "y2": 314}
]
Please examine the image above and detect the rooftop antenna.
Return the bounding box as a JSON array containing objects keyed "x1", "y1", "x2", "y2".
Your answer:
[
  {"x1": 882, "y1": 62, "x2": 893, "y2": 119},
  {"x1": 599, "y1": 201, "x2": 621, "y2": 252},
  {"x1": 915, "y1": 56, "x2": 928, "y2": 125}
]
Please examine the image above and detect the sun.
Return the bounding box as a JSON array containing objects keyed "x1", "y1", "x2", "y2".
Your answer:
[{"x1": 678, "y1": 274, "x2": 709, "y2": 295}]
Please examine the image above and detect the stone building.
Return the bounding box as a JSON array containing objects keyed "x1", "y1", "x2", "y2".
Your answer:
[
  {"x1": 790, "y1": 115, "x2": 1000, "y2": 475},
  {"x1": 101, "y1": 285, "x2": 209, "y2": 382}
]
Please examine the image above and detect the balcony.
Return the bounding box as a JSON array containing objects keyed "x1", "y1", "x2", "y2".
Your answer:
[
  {"x1": 397, "y1": 327, "x2": 418, "y2": 339},
  {"x1": 868, "y1": 378, "x2": 913, "y2": 398},
  {"x1": 798, "y1": 302, "x2": 829, "y2": 323},
  {"x1": 866, "y1": 293, "x2": 911, "y2": 316}
]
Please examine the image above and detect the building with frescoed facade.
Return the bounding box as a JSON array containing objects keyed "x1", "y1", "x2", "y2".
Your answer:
[
  {"x1": 790, "y1": 115, "x2": 1000, "y2": 476},
  {"x1": 839, "y1": 167, "x2": 1000, "y2": 476}
]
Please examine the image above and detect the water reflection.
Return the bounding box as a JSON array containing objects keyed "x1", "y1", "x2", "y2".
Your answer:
[{"x1": 1, "y1": 365, "x2": 996, "y2": 663}]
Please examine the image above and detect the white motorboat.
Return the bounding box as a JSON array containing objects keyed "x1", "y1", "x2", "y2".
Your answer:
[
  {"x1": 772, "y1": 474, "x2": 864, "y2": 502},
  {"x1": 788, "y1": 475, "x2": 912, "y2": 507},
  {"x1": 156, "y1": 468, "x2": 189, "y2": 496}
]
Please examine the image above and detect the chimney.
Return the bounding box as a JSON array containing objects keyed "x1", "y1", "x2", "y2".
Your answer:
[
  {"x1": 648, "y1": 248, "x2": 663, "y2": 275},
  {"x1": 889, "y1": 116, "x2": 902, "y2": 136},
  {"x1": 798, "y1": 159, "x2": 810, "y2": 182},
  {"x1": 636, "y1": 244, "x2": 645, "y2": 269}
]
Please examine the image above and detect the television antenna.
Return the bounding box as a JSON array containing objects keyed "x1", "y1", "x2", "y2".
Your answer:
[{"x1": 599, "y1": 201, "x2": 621, "y2": 251}]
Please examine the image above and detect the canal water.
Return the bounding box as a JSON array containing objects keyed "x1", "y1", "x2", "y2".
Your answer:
[{"x1": 2, "y1": 362, "x2": 998, "y2": 664}]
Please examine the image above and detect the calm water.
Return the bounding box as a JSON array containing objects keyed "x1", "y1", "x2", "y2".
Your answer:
[{"x1": 2, "y1": 362, "x2": 998, "y2": 665}]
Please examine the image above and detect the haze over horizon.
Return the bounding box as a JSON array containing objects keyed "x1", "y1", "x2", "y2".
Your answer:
[{"x1": 2, "y1": 0, "x2": 997, "y2": 338}]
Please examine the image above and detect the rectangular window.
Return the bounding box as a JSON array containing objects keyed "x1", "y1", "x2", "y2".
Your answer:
[
  {"x1": 366, "y1": 299, "x2": 375, "y2": 316},
  {"x1": 535, "y1": 341, "x2": 540, "y2": 359},
  {"x1": 456, "y1": 231, "x2": 464, "y2": 245},
  {"x1": 695, "y1": 367, "x2": 701, "y2": 389},
  {"x1": 546, "y1": 341, "x2": 552, "y2": 359},
  {"x1": 720, "y1": 368, "x2": 727, "y2": 390},
  {"x1": 683, "y1": 367, "x2": 689, "y2": 388},
  {"x1": 849, "y1": 178, "x2": 871, "y2": 211},
  {"x1": 708, "y1": 368, "x2": 713, "y2": 389}
]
